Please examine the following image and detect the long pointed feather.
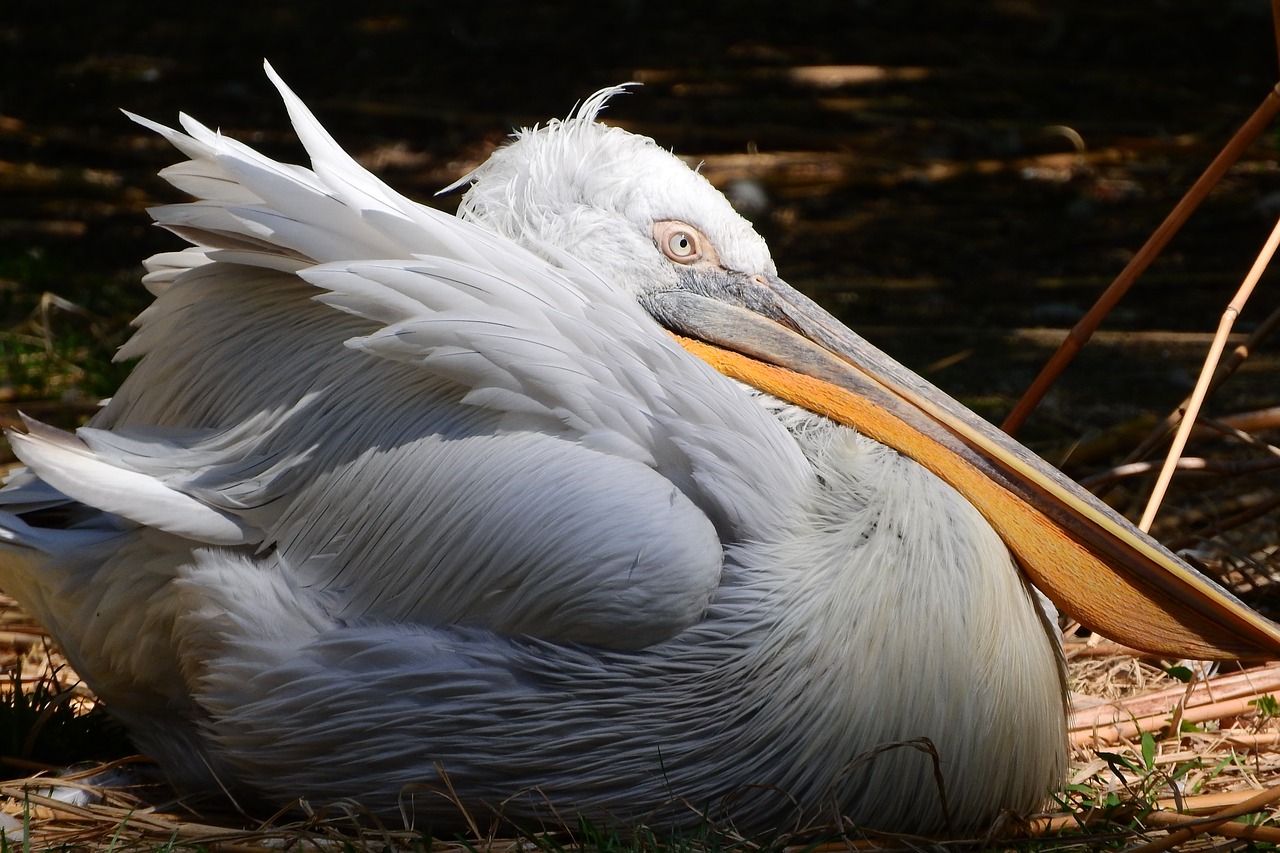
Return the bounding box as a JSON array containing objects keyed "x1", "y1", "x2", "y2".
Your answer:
[{"x1": 9, "y1": 417, "x2": 255, "y2": 546}]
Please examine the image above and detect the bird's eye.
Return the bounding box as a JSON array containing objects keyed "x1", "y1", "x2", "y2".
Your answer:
[
  {"x1": 655, "y1": 221, "x2": 708, "y2": 264},
  {"x1": 668, "y1": 232, "x2": 696, "y2": 258}
]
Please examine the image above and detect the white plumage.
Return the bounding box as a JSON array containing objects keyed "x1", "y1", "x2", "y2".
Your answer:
[{"x1": 1, "y1": 66, "x2": 1266, "y2": 835}]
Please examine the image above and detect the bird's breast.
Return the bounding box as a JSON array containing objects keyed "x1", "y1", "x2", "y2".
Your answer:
[{"x1": 715, "y1": 418, "x2": 1068, "y2": 830}]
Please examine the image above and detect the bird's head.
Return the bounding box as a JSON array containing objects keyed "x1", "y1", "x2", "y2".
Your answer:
[
  {"x1": 453, "y1": 86, "x2": 1280, "y2": 663},
  {"x1": 454, "y1": 88, "x2": 860, "y2": 382},
  {"x1": 454, "y1": 87, "x2": 778, "y2": 302}
]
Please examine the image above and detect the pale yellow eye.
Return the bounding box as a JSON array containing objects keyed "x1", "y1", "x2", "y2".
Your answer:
[
  {"x1": 654, "y1": 220, "x2": 710, "y2": 264},
  {"x1": 667, "y1": 232, "x2": 696, "y2": 258}
]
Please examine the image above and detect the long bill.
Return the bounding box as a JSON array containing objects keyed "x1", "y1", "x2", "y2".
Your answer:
[{"x1": 646, "y1": 285, "x2": 1280, "y2": 662}]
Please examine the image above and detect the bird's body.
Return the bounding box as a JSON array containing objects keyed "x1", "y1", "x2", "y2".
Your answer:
[{"x1": 0, "y1": 70, "x2": 1271, "y2": 835}]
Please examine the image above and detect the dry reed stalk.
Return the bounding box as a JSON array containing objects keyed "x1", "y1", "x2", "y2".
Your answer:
[
  {"x1": 1166, "y1": 494, "x2": 1280, "y2": 553},
  {"x1": 1071, "y1": 663, "x2": 1280, "y2": 729},
  {"x1": 1072, "y1": 695, "x2": 1270, "y2": 748},
  {"x1": 1030, "y1": 790, "x2": 1280, "y2": 844},
  {"x1": 1224, "y1": 732, "x2": 1280, "y2": 748},
  {"x1": 1106, "y1": 302, "x2": 1280, "y2": 482},
  {"x1": 1026, "y1": 789, "x2": 1278, "y2": 834},
  {"x1": 1080, "y1": 457, "x2": 1280, "y2": 490},
  {"x1": 1003, "y1": 83, "x2": 1280, "y2": 435},
  {"x1": 1193, "y1": 417, "x2": 1280, "y2": 456},
  {"x1": 1064, "y1": 639, "x2": 1156, "y2": 659},
  {"x1": 1191, "y1": 406, "x2": 1280, "y2": 440},
  {"x1": 1124, "y1": 783, "x2": 1280, "y2": 852},
  {"x1": 1160, "y1": 791, "x2": 1280, "y2": 812},
  {"x1": 1140, "y1": 809, "x2": 1280, "y2": 842},
  {"x1": 1075, "y1": 691, "x2": 1274, "y2": 742},
  {"x1": 1138, "y1": 214, "x2": 1280, "y2": 531}
]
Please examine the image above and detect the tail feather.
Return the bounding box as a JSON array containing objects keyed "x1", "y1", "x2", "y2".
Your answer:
[{"x1": 7, "y1": 417, "x2": 254, "y2": 547}]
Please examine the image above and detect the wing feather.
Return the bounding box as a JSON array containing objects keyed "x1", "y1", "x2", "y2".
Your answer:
[
  {"x1": 8, "y1": 417, "x2": 255, "y2": 546},
  {"x1": 10, "y1": 69, "x2": 814, "y2": 647}
]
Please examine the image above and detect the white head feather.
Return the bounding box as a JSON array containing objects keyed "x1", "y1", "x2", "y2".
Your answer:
[{"x1": 454, "y1": 87, "x2": 777, "y2": 296}]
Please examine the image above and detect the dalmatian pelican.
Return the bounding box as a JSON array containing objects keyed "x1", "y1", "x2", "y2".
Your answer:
[{"x1": 1, "y1": 65, "x2": 1278, "y2": 835}]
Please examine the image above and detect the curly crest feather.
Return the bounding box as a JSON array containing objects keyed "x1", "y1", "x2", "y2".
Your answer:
[{"x1": 451, "y1": 86, "x2": 773, "y2": 293}]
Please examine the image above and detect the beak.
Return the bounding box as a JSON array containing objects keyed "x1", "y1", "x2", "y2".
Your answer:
[{"x1": 645, "y1": 276, "x2": 1280, "y2": 661}]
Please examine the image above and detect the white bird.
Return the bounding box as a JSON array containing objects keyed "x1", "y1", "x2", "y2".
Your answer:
[{"x1": 1, "y1": 65, "x2": 1278, "y2": 835}]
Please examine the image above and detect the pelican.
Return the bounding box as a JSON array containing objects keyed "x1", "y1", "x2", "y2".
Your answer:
[{"x1": 1, "y1": 65, "x2": 1278, "y2": 835}]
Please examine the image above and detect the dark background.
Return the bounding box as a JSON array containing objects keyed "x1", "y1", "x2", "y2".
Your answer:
[{"x1": 2, "y1": 0, "x2": 1279, "y2": 470}]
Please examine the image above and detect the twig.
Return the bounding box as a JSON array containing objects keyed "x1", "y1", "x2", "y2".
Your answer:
[
  {"x1": 1274, "y1": 0, "x2": 1280, "y2": 77},
  {"x1": 1003, "y1": 83, "x2": 1280, "y2": 435},
  {"x1": 1080, "y1": 456, "x2": 1280, "y2": 489},
  {"x1": 1126, "y1": 783, "x2": 1280, "y2": 852},
  {"x1": 1194, "y1": 415, "x2": 1280, "y2": 457},
  {"x1": 1165, "y1": 492, "x2": 1280, "y2": 552},
  {"x1": 1143, "y1": 809, "x2": 1280, "y2": 842},
  {"x1": 1224, "y1": 731, "x2": 1280, "y2": 748},
  {"x1": 1138, "y1": 214, "x2": 1280, "y2": 531},
  {"x1": 1070, "y1": 663, "x2": 1280, "y2": 741},
  {"x1": 1217, "y1": 405, "x2": 1280, "y2": 434},
  {"x1": 1030, "y1": 790, "x2": 1280, "y2": 833},
  {"x1": 1065, "y1": 639, "x2": 1163, "y2": 659},
  {"x1": 1102, "y1": 304, "x2": 1280, "y2": 490},
  {"x1": 1071, "y1": 695, "x2": 1265, "y2": 747}
]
